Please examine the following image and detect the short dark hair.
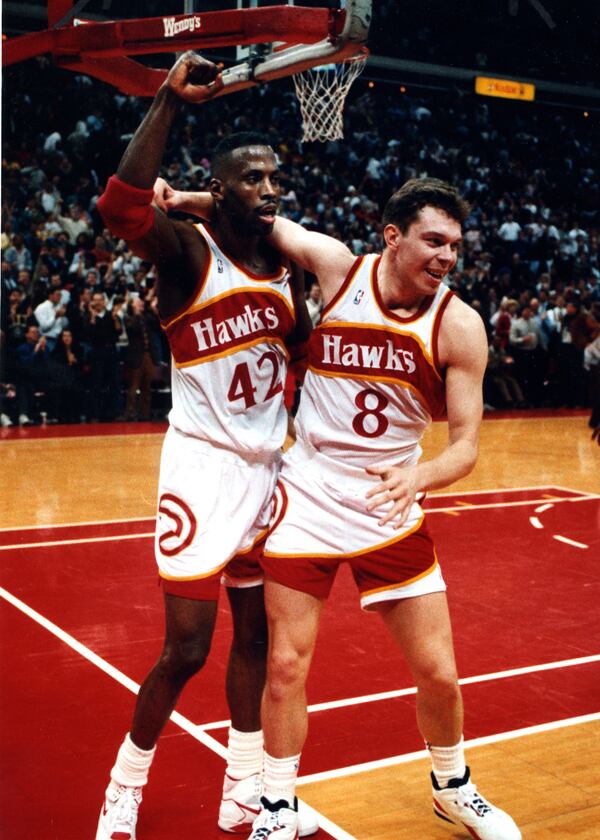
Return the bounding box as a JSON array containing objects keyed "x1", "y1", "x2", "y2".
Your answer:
[
  {"x1": 382, "y1": 178, "x2": 470, "y2": 233},
  {"x1": 211, "y1": 132, "x2": 274, "y2": 178}
]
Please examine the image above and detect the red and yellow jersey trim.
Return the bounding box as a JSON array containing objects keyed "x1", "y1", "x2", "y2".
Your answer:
[
  {"x1": 173, "y1": 335, "x2": 289, "y2": 369},
  {"x1": 317, "y1": 318, "x2": 439, "y2": 375},
  {"x1": 165, "y1": 284, "x2": 296, "y2": 367},
  {"x1": 320, "y1": 254, "x2": 366, "y2": 319},
  {"x1": 361, "y1": 555, "x2": 439, "y2": 599},
  {"x1": 305, "y1": 363, "x2": 431, "y2": 412},
  {"x1": 431, "y1": 289, "x2": 454, "y2": 374},
  {"x1": 235, "y1": 524, "x2": 270, "y2": 555},
  {"x1": 371, "y1": 257, "x2": 437, "y2": 325},
  {"x1": 184, "y1": 285, "x2": 295, "y2": 322},
  {"x1": 159, "y1": 235, "x2": 212, "y2": 330},
  {"x1": 158, "y1": 557, "x2": 230, "y2": 582},
  {"x1": 263, "y1": 511, "x2": 425, "y2": 559},
  {"x1": 200, "y1": 223, "x2": 288, "y2": 283}
]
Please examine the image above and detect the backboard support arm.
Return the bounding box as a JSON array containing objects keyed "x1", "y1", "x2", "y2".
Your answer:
[{"x1": 4, "y1": 1, "x2": 371, "y2": 98}]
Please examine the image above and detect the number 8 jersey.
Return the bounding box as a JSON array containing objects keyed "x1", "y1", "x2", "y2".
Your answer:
[
  {"x1": 161, "y1": 223, "x2": 296, "y2": 457},
  {"x1": 295, "y1": 253, "x2": 453, "y2": 469}
]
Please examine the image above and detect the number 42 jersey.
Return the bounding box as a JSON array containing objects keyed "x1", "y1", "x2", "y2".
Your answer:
[
  {"x1": 295, "y1": 253, "x2": 453, "y2": 469},
  {"x1": 161, "y1": 223, "x2": 296, "y2": 458}
]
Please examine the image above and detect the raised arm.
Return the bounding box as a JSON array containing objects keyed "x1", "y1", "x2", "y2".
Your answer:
[
  {"x1": 153, "y1": 182, "x2": 355, "y2": 304},
  {"x1": 97, "y1": 53, "x2": 222, "y2": 268}
]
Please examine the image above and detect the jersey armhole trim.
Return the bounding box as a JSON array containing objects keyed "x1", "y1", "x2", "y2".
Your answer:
[
  {"x1": 160, "y1": 223, "x2": 211, "y2": 330},
  {"x1": 371, "y1": 257, "x2": 436, "y2": 325},
  {"x1": 203, "y1": 222, "x2": 287, "y2": 282},
  {"x1": 432, "y1": 288, "x2": 454, "y2": 375},
  {"x1": 320, "y1": 254, "x2": 366, "y2": 320}
]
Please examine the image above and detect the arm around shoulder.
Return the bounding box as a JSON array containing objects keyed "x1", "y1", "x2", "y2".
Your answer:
[{"x1": 268, "y1": 217, "x2": 355, "y2": 303}]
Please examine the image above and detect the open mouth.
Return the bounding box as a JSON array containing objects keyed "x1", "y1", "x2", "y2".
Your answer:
[
  {"x1": 257, "y1": 204, "x2": 278, "y2": 223},
  {"x1": 426, "y1": 268, "x2": 445, "y2": 281}
]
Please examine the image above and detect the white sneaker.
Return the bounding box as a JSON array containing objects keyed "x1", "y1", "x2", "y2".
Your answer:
[
  {"x1": 0, "y1": 413, "x2": 13, "y2": 427},
  {"x1": 18, "y1": 414, "x2": 31, "y2": 426},
  {"x1": 297, "y1": 799, "x2": 319, "y2": 837},
  {"x1": 95, "y1": 783, "x2": 142, "y2": 840},
  {"x1": 218, "y1": 773, "x2": 262, "y2": 833},
  {"x1": 218, "y1": 774, "x2": 318, "y2": 837},
  {"x1": 432, "y1": 767, "x2": 521, "y2": 840},
  {"x1": 249, "y1": 796, "x2": 299, "y2": 840}
]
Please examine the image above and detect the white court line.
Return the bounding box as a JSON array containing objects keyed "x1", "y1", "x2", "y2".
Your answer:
[
  {"x1": 0, "y1": 486, "x2": 594, "y2": 536},
  {"x1": 428, "y1": 484, "x2": 593, "y2": 498},
  {"x1": 296, "y1": 712, "x2": 600, "y2": 786},
  {"x1": 425, "y1": 494, "x2": 599, "y2": 514},
  {"x1": 2, "y1": 494, "x2": 598, "y2": 553},
  {"x1": 14, "y1": 559, "x2": 590, "y2": 795},
  {"x1": 0, "y1": 586, "x2": 353, "y2": 840},
  {"x1": 0, "y1": 532, "x2": 155, "y2": 551},
  {"x1": 199, "y1": 654, "x2": 600, "y2": 730},
  {"x1": 549, "y1": 484, "x2": 598, "y2": 497},
  {"x1": 528, "y1": 500, "x2": 594, "y2": 548},
  {"x1": 0, "y1": 585, "x2": 226, "y2": 758},
  {"x1": 0, "y1": 515, "x2": 154, "y2": 533},
  {"x1": 553, "y1": 535, "x2": 589, "y2": 549}
]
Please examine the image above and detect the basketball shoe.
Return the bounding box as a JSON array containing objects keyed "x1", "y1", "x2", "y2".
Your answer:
[
  {"x1": 219, "y1": 772, "x2": 262, "y2": 833},
  {"x1": 432, "y1": 767, "x2": 521, "y2": 839},
  {"x1": 248, "y1": 796, "x2": 299, "y2": 840},
  {"x1": 95, "y1": 782, "x2": 142, "y2": 840},
  {"x1": 219, "y1": 774, "x2": 318, "y2": 836}
]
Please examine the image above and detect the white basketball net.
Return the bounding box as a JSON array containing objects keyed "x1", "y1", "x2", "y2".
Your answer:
[{"x1": 293, "y1": 53, "x2": 367, "y2": 143}]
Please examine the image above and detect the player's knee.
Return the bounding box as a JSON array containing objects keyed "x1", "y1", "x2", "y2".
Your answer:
[
  {"x1": 414, "y1": 660, "x2": 459, "y2": 698},
  {"x1": 160, "y1": 637, "x2": 211, "y2": 682},
  {"x1": 267, "y1": 646, "x2": 308, "y2": 700}
]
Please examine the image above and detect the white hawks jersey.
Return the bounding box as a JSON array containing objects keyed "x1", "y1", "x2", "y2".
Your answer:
[
  {"x1": 161, "y1": 223, "x2": 296, "y2": 457},
  {"x1": 295, "y1": 253, "x2": 453, "y2": 469}
]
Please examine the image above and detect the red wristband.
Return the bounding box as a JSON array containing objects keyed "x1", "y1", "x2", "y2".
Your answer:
[{"x1": 97, "y1": 175, "x2": 156, "y2": 241}]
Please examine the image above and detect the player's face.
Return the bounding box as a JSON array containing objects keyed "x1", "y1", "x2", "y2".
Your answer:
[
  {"x1": 390, "y1": 206, "x2": 462, "y2": 294},
  {"x1": 217, "y1": 146, "x2": 281, "y2": 235}
]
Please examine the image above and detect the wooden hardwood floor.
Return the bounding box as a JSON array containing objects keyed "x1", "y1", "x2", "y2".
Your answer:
[
  {"x1": 1, "y1": 413, "x2": 597, "y2": 529},
  {"x1": 1, "y1": 411, "x2": 598, "y2": 838}
]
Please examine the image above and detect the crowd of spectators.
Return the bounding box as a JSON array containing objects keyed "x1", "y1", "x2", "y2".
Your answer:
[
  {"x1": 1, "y1": 55, "x2": 599, "y2": 426},
  {"x1": 373, "y1": 0, "x2": 598, "y2": 86}
]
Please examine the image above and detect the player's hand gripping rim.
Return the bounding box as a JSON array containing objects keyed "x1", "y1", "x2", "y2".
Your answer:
[{"x1": 165, "y1": 51, "x2": 224, "y2": 103}]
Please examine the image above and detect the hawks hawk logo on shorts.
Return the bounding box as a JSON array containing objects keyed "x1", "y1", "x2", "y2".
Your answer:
[{"x1": 157, "y1": 493, "x2": 197, "y2": 557}]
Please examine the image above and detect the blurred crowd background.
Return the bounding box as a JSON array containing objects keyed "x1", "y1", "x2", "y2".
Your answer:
[{"x1": 1, "y1": 1, "x2": 599, "y2": 427}]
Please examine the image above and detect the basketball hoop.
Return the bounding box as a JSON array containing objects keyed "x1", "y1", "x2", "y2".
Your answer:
[
  {"x1": 293, "y1": 48, "x2": 367, "y2": 143},
  {"x1": 4, "y1": 2, "x2": 371, "y2": 101}
]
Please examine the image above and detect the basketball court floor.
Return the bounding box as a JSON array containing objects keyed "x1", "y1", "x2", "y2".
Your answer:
[{"x1": 1, "y1": 409, "x2": 598, "y2": 838}]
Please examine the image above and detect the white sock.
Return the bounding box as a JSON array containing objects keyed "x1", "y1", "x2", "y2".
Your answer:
[
  {"x1": 109, "y1": 732, "x2": 156, "y2": 789},
  {"x1": 226, "y1": 728, "x2": 264, "y2": 780},
  {"x1": 428, "y1": 737, "x2": 466, "y2": 788},
  {"x1": 262, "y1": 751, "x2": 300, "y2": 806}
]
